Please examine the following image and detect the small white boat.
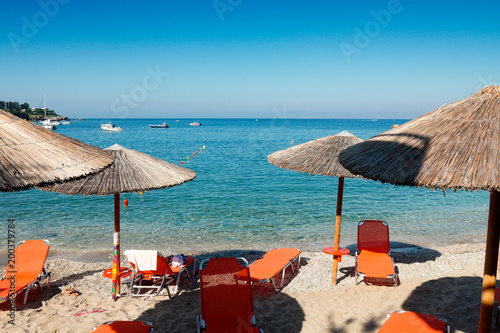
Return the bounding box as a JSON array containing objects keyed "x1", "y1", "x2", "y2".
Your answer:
[
  {"x1": 101, "y1": 123, "x2": 123, "y2": 132},
  {"x1": 40, "y1": 118, "x2": 60, "y2": 126},
  {"x1": 41, "y1": 124, "x2": 56, "y2": 130},
  {"x1": 189, "y1": 122, "x2": 201, "y2": 126},
  {"x1": 61, "y1": 121, "x2": 71, "y2": 125},
  {"x1": 149, "y1": 122, "x2": 169, "y2": 128}
]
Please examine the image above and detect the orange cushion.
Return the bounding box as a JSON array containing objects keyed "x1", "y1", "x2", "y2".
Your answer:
[
  {"x1": 244, "y1": 248, "x2": 301, "y2": 282},
  {"x1": 94, "y1": 321, "x2": 152, "y2": 333},
  {"x1": 378, "y1": 311, "x2": 447, "y2": 333},
  {"x1": 357, "y1": 250, "x2": 395, "y2": 278}
]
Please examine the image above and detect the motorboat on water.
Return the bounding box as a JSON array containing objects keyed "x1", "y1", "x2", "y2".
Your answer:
[
  {"x1": 149, "y1": 122, "x2": 169, "y2": 128},
  {"x1": 189, "y1": 122, "x2": 201, "y2": 126},
  {"x1": 41, "y1": 124, "x2": 56, "y2": 130},
  {"x1": 61, "y1": 121, "x2": 71, "y2": 125},
  {"x1": 101, "y1": 123, "x2": 123, "y2": 132},
  {"x1": 40, "y1": 118, "x2": 60, "y2": 126}
]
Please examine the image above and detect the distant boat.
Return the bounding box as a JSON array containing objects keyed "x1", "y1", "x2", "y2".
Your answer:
[
  {"x1": 40, "y1": 118, "x2": 60, "y2": 126},
  {"x1": 149, "y1": 122, "x2": 169, "y2": 128},
  {"x1": 101, "y1": 123, "x2": 123, "y2": 132},
  {"x1": 189, "y1": 122, "x2": 201, "y2": 126},
  {"x1": 41, "y1": 124, "x2": 56, "y2": 130},
  {"x1": 61, "y1": 121, "x2": 71, "y2": 125}
]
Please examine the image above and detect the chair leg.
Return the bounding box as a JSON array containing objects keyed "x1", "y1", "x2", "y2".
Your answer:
[
  {"x1": 23, "y1": 286, "x2": 29, "y2": 304},
  {"x1": 270, "y1": 278, "x2": 278, "y2": 294}
]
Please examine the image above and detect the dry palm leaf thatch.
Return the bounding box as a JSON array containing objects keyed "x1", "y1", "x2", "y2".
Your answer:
[
  {"x1": 339, "y1": 86, "x2": 500, "y2": 192},
  {"x1": 40, "y1": 144, "x2": 196, "y2": 195},
  {"x1": 268, "y1": 130, "x2": 364, "y2": 178},
  {"x1": 0, "y1": 109, "x2": 113, "y2": 192}
]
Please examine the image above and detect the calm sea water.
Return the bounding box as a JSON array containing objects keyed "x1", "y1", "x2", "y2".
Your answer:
[{"x1": 0, "y1": 119, "x2": 490, "y2": 256}]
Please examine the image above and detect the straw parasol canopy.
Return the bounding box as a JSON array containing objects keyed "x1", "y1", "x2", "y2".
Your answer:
[
  {"x1": 268, "y1": 130, "x2": 363, "y2": 178},
  {"x1": 41, "y1": 144, "x2": 197, "y2": 195},
  {"x1": 268, "y1": 131, "x2": 363, "y2": 285},
  {"x1": 339, "y1": 86, "x2": 500, "y2": 332},
  {"x1": 41, "y1": 143, "x2": 196, "y2": 300},
  {"x1": 0, "y1": 109, "x2": 113, "y2": 191}
]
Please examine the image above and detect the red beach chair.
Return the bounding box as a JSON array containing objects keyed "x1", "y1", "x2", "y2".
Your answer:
[
  {"x1": 378, "y1": 311, "x2": 450, "y2": 332},
  {"x1": 0, "y1": 240, "x2": 51, "y2": 304},
  {"x1": 197, "y1": 257, "x2": 264, "y2": 333},
  {"x1": 93, "y1": 321, "x2": 154, "y2": 332},
  {"x1": 355, "y1": 220, "x2": 398, "y2": 286},
  {"x1": 124, "y1": 250, "x2": 194, "y2": 298},
  {"x1": 235, "y1": 248, "x2": 301, "y2": 293}
]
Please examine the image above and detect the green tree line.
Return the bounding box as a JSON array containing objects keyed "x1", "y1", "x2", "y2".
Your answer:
[{"x1": 0, "y1": 100, "x2": 30, "y2": 120}]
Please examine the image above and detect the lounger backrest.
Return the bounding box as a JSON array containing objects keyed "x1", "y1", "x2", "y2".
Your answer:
[
  {"x1": 14, "y1": 240, "x2": 50, "y2": 279},
  {"x1": 125, "y1": 251, "x2": 174, "y2": 276},
  {"x1": 199, "y1": 257, "x2": 255, "y2": 332},
  {"x1": 358, "y1": 220, "x2": 390, "y2": 254}
]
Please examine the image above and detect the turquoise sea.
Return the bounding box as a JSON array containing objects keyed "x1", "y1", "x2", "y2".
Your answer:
[{"x1": 0, "y1": 119, "x2": 490, "y2": 257}]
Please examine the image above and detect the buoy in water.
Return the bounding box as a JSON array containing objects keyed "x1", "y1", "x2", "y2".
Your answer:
[
  {"x1": 187, "y1": 156, "x2": 189, "y2": 160},
  {"x1": 180, "y1": 161, "x2": 183, "y2": 165},
  {"x1": 123, "y1": 199, "x2": 128, "y2": 207},
  {"x1": 203, "y1": 145, "x2": 206, "y2": 149},
  {"x1": 139, "y1": 191, "x2": 143, "y2": 195},
  {"x1": 193, "y1": 153, "x2": 195, "y2": 157},
  {"x1": 291, "y1": 140, "x2": 294, "y2": 145},
  {"x1": 196, "y1": 151, "x2": 198, "y2": 154}
]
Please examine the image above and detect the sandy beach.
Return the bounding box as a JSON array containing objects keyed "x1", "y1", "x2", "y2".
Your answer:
[{"x1": 1, "y1": 243, "x2": 499, "y2": 333}]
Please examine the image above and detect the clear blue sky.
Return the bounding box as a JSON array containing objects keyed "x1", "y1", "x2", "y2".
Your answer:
[{"x1": 1, "y1": 0, "x2": 499, "y2": 119}]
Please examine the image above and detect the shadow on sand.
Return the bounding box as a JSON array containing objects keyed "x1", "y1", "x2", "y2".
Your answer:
[
  {"x1": 401, "y1": 276, "x2": 496, "y2": 333},
  {"x1": 0, "y1": 268, "x2": 102, "y2": 311},
  {"x1": 132, "y1": 249, "x2": 305, "y2": 332},
  {"x1": 343, "y1": 241, "x2": 441, "y2": 265}
]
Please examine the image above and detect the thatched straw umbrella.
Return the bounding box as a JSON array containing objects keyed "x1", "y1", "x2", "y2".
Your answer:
[
  {"x1": 0, "y1": 109, "x2": 113, "y2": 191},
  {"x1": 339, "y1": 86, "x2": 500, "y2": 332},
  {"x1": 40, "y1": 144, "x2": 196, "y2": 300},
  {"x1": 268, "y1": 131, "x2": 363, "y2": 285}
]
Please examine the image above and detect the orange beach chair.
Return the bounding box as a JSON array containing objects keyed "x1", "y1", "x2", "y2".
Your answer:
[
  {"x1": 237, "y1": 248, "x2": 302, "y2": 293},
  {"x1": 378, "y1": 311, "x2": 450, "y2": 332},
  {"x1": 355, "y1": 220, "x2": 398, "y2": 286},
  {"x1": 0, "y1": 240, "x2": 51, "y2": 304},
  {"x1": 197, "y1": 257, "x2": 264, "y2": 333},
  {"x1": 93, "y1": 321, "x2": 154, "y2": 332},
  {"x1": 124, "y1": 250, "x2": 194, "y2": 298}
]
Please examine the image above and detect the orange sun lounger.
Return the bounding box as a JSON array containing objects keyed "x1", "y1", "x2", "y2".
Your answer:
[
  {"x1": 124, "y1": 250, "x2": 195, "y2": 298},
  {"x1": 0, "y1": 240, "x2": 51, "y2": 304},
  {"x1": 236, "y1": 248, "x2": 301, "y2": 293},
  {"x1": 355, "y1": 220, "x2": 398, "y2": 286},
  {"x1": 197, "y1": 257, "x2": 264, "y2": 333},
  {"x1": 378, "y1": 311, "x2": 450, "y2": 333},
  {"x1": 93, "y1": 321, "x2": 154, "y2": 332}
]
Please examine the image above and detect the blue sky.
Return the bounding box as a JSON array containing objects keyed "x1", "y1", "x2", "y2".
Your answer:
[{"x1": 1, "y1": 1, "x2": 499, "y2": 119}]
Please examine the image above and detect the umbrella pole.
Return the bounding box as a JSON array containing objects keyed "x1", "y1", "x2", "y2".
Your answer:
[
  {"x1": 111, "y1": 193, "x2": 121, "y2": 301},
  {"x1": 478, "y1": 190, "x2": 500, "y2": 333},
  {"x1": 332, "y1": 177, "x2": 344, "y2": 286}
]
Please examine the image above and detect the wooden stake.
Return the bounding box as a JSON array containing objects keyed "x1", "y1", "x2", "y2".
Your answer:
[
  {"x1": 478, "y1": 190, "x2": 500, "y2": 333},
  {"x1": 332, "y1": 177, "x2": 344, "y2": 286},
  {"x1": 111, "y1": 193, "x2": 121, "y2": 300}
]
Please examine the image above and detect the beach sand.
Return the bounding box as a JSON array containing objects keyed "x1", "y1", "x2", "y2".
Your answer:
[{"x1": 1, "y1": 243, "x2": 499, "y2": 332}]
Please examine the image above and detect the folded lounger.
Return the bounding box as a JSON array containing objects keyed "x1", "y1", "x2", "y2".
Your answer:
[
  {"x1": 236, "y1": 248, "x2": 301, "y2": 293},
  {"x1": 0, "y1": 240, "x2": 51, "y2": 304},
  {"x1": 124, "y1": 250, "x2": 195, "y2": 298},
  {"x1": 378, "y1": 311, "x2": 450, "y2": 333},
  {"x1": 197, "y1": 257, "x2": 264, "y2": 333},
  {"x1": 93, "y1": 321, "x2": 154, "y2": 333},
  {"x1": 355, "y1": 220, "x2": 398, "y2": 286}
]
